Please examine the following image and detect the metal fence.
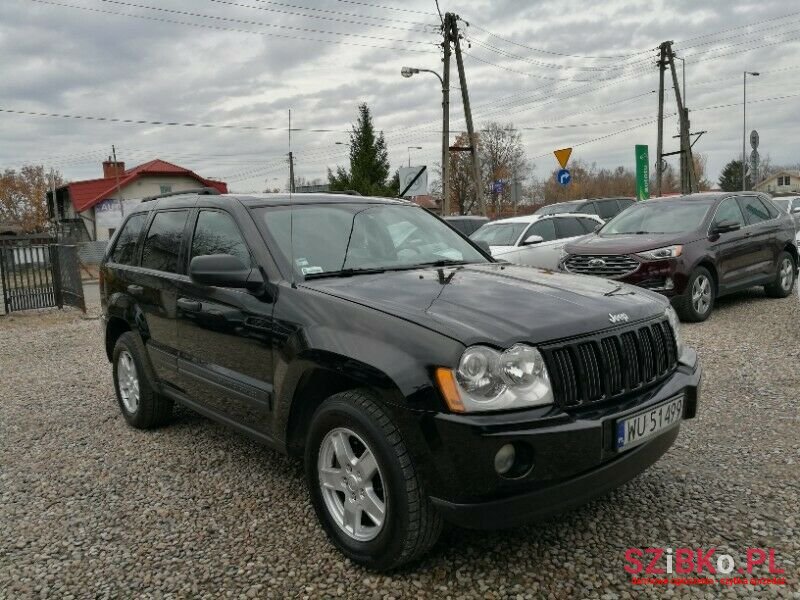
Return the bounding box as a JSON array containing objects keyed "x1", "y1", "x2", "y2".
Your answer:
[
  {"x1": 77, "y1": 240, "x2": 108, "y2": 266},
  {"x1": 0, "y1": 236, "x2": 85, "y2": 314}
]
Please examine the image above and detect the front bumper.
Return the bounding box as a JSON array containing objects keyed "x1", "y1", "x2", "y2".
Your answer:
[{"x1": 420, "y1": 353, "x2": 701, "y2": 529}]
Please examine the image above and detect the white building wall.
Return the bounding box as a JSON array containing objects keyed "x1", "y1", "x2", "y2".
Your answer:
[
  {"x1": 90, "y1": 176, "x2": 209, "y2": 241},
  {"x1": 756, "y1": 173, "x2": 800, "y2": 195}
]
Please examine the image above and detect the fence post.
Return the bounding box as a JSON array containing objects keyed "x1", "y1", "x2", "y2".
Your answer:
[
  {"x1": 0, "y1": 246, "x2": 8, "y2": 314},
  {"x1": 50, "y1": 244, "x2": 64, "y2": 309}
]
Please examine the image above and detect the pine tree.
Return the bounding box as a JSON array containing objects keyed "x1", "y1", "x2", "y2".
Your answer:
[
  {"x1": 718, "y1": 159, "x2": 750, "y2": 192},
  {"x1": 328, "y1": 104, "x2": 398, "y2": 197}
]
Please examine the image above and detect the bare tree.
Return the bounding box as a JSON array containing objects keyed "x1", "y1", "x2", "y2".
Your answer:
[{"x1": 479, "y1": 122, "x2": 529, "y2": 216}]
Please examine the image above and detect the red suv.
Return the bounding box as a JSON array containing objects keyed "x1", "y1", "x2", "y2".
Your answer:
[{"x1": 561, "y1": 193, "x2": 797, "y2": 321}]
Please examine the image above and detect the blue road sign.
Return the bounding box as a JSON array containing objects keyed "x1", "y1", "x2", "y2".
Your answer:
[
  {"x1": 557, "y1": 168, "x2": 571, "y2": 186},
  {"x1": 492, "y1": 181, "x2": 505, "y2": 194}
]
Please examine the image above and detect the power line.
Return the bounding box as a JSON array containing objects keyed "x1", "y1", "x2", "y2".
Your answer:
[
  {"x1": 465, "y1": 21, "x2": 655, "y2": 59},
  {"x1": 0, "y1": 107, "x2": 352, "y2": 132},
  {"x1": 91, "y1": 0, "x2": 435, "y2": 44},
  {"x1": 27, "y1": 0, "x2": 438, "y2": 54},
  {"x1": 676, "y1": 8, "x2": 800, "y2": 45},
  {"x1": 333, "y1": 0, "x2": 435, "y2": 16},
  {"x1": 202, "y1": 0, "x2": 433, "y2": 32}
]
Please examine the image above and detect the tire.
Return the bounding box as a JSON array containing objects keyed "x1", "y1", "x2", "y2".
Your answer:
[
  {"x1": 673, "y1": 266, "x2": 715, "y2": 322},
  {"x1": 304, "y1": 390, "x2": 442, "y2": 571},
  {"x1": 112, "y1": 331, "x2": 173, "y2": 429},
  {"x1": 764, "y1": 251, "x2": 796, "y2": 298}
]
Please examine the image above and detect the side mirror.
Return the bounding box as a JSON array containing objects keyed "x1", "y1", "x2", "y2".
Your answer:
[
  {"x1": 189, "y1": 254, "x2": 263, "y2": 290},
  {"x1": 791, "y1": 206, "x2": 800, "y2": 214},
  {"x1": 711, "y1": 219, "x2": 741, "y2": 235},
  {"x1": 475, "y1": 240, "x2": 491, "y2": 254},
  {"x1": 521, "y1": 235, "x2": 544, "y2": 246}
]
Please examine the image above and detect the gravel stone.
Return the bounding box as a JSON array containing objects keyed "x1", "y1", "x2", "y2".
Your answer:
[{"x1": 1, "y1": 288, "x2": 798, "y2": 598}]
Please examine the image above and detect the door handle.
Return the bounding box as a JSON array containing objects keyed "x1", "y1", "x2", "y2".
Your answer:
[
  {"x1": 177, "y1": 298, "x2": 202, "y2": 312},
  {"x1": 127, "y1": 284, "x2": 144, "y2": 296}
]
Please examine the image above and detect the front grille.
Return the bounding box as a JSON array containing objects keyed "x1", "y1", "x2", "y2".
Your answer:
[
  {"x1": 542, "y1": 319, "x2": 677, "y2": 408},
  {"x1": 564, "y1": 254, "x2": 639, "y2": 278}
]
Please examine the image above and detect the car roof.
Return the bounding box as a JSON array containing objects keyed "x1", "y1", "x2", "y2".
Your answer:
[
  {"x1": 444, "y1": 215, "x2": 488, "y2": 221},
  {"x1": 128, "y1": 192, "x2": 414, "y2": 214},
  {"x1": 489, "y1": 212, "x2": 601, "y2": 225}
]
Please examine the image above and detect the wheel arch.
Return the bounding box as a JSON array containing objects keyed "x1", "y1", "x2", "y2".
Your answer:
[
  {"x1": 693, "y1": 259, "x2": 719, "y2": 296},
  {"x1": 105, "y1": 316, "x2": 131, "y2": 362}
]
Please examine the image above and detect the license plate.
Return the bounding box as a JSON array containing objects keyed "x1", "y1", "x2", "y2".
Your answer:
[{"x1": 615, "y1": 395, "x2": 684, "y2": 451}]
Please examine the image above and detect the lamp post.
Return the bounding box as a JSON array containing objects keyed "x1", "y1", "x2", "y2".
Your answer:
[
  {"x1": 402, "y1": 66, "x2": 449, "y2": 214},
  {"x1": 407, "y1": 146, "x2": 422, "y2": 167},
  {"x1": 743, "y1": 71, "x2": 759, "y2": 191}
]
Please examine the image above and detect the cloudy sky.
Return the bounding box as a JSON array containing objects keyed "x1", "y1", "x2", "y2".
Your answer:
[{"x1": 1, "y1": 0, "x2": 798, "y2": 193}]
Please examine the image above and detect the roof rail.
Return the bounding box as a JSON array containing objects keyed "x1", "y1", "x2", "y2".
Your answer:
[
  {"x1": 141, "y1": 187, "x2": 221, "y2": 203},
  {"x1": 325, "y1": 190, "x2": 362, "y2": 196}
]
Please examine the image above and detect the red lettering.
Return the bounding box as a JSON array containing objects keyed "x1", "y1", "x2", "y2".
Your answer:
[
  {"x1": 645, "y1": 547, "x2": 665, "y2": 574},
  {"x1": 624, "y1": 548, "x2": 644, "y2": 574},
  {"x1": 695, "y1": 548, "x2": 717, "y2": 574},
  {"x1": 746, "y1": 548, "x2": 766, "y2": 573},
  {"x1": 675, "y1": 548, "x2": 694, "y2": 574},
  {"x1": 768, "y1": 549, "x2": 785, "y2": 575}
]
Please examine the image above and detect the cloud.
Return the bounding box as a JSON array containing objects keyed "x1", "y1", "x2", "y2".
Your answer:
[{"x1": 1, "y1": 0, "x2": 798, "y2": 192}]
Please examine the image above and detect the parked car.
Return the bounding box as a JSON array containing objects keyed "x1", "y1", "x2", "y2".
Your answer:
[
  {"x1": 100, "y1": 191, "x2": 701, "y2": 570},
  {"x1": 488, "y1": 213, "x2": 604, "y2": 269},
  {"x1": 770, "y1": 196, "x2": 800, "y2": 228},
  {"x1": 562, "y1": 192, "x2": 798, "y2": 322},
  {"x1": 444, "y1": 215, "x2": 489, "y2": 236},
  {"x1": 535, "y1": 197, "x2": 636, "y2": 221},
  {"x1": 469, "y1": 213, "x2": 603, "y2": 257}
]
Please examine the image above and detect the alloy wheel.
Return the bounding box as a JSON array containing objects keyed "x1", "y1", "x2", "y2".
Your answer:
[
  {"x1": 317, "y1": 427, "x2": 386, "y2": 542},
  {"x1": 117, "y1": 350, "x2": 140, "y2": 413},
  {"x1": 780, "y1": 257, "x2": 794, "y2": 291},
  {"x1": 691, "y1": 275, "x2": 712, "y2": 315}
]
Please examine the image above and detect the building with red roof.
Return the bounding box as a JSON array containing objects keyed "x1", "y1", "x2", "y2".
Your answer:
[{"x1": 47, "y1": 158, "x2": 227, "y2": 241}]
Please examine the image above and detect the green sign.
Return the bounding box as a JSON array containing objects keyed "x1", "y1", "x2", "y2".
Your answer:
[{"x1": 635, "y1": 145, "x2": 649, "y2": 201}]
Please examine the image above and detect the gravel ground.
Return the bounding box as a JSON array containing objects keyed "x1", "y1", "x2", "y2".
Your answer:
[{"x1": 1, "y1": 289, "x2": 799, "y2": 599}]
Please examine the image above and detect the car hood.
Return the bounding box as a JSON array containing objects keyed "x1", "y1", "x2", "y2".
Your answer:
[
  {"x1": 564, "y1": 233, "x2": 689, "y2": 254},
  {"x1": 302, "y1": 263, "x2": 667, "y2": 348}
]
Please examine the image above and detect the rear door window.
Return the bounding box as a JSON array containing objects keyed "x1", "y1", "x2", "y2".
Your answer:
[
  {"x1": 578, "y1": 202, "x2": 598, "y2": 215},
  {"x1": 109, "y1": 213, "x2": 147, "y2": 265},
  {"x1": 141, "y1": 210, "x2": 190, "y2": 273},
  {"x1": 553, "y1": 217, "x2": 586, "y2": 239},
  {"x1": 577, "y1": 217, "x2": 601, "y2": 233},
  {"x1": 737, "y1": 196, "x2": 772, "y2": 225}
]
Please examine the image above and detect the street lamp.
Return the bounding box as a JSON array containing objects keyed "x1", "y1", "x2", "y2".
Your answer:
[
  {"x1": 743, "y1": 71, "x2": 759, "y2": 191},
  {"x1": 407, "y1": 146, "x2": 422, "y2": 167},
  {"x1": 401, "y1": 65, "x2": 449, "y2": 214}
]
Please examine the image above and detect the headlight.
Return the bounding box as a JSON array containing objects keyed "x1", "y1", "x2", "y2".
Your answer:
[
  {"x1": 637, "y1": 245, "x2": 683, "y2": 260},
  {"x1": 664, "y1": 305, "x2": 685, "y2": 358},
  {"x1": 436, "y1": 344, "x2": 554, "y2": 413}
]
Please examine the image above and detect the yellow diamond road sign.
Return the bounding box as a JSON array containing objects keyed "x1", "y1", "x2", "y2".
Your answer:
[{"x1": 554, "y1": 148, "x2": 573, "y2": 169}]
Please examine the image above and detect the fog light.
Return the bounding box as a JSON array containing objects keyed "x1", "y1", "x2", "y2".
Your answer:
[
  {"x1": 494, "y1": 444, "x2": 516, "y2": 475},
  {"x1": 664, "y1": 277, "x2": 675, "y2": 290}
]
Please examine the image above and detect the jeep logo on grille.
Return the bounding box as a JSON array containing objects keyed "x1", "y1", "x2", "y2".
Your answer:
[
  {"x1": 588, "y1": 258, "x2": 607, "y2": 268},
  {"x1": 609, "y1": 312, "x2": 630, "y2": 324}
]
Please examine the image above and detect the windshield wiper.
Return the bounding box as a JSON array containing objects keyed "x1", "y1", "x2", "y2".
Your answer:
[
  {"x1": 303, "y1": 267, "x2": 386, "y2": 280},
  {"x1": 412, "y1": 259, "x2": 471, "y2": 268}
]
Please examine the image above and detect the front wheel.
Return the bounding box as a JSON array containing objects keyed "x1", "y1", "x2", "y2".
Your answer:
[
  {"x1": 305, "y1": 390, "x2": 442, "y2": 571},
  {"x1": 764, "y1": 251, "x2": 796, "y2": 298},
  {"x1": 674, "y1": 266, "x2": 715, "y2": 322}
]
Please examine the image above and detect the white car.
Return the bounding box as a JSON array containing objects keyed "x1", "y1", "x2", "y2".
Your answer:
[{"x1": 470, "y1": 213, "x2": 604, "y2": 269}]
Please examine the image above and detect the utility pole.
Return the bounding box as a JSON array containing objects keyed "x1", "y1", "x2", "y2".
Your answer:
[
  {"x1": 450, "y1": 15, "x2": 485, "y2": 216},
  {"x1": 288, "y1": 152, "x2": 296, "y2": 193},
  {"x1": 111, "y1": 144, "x2": 124, "y2": 219},
  {"x1": 655, "y1": 43, "x2": 667, "y2": 197},
  {"x1": 441, "y1": 14, "x2": 452, "y2": 216}
]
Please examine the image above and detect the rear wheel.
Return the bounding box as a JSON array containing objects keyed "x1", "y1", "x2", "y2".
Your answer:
[
  {"x1": 112, "y1": 332, "x2": 173, "y2": 429},
  {"x1": 674, "y1": 267, "x2": 715, "y2": 322},
  {"x1": 305, "y1": 390, "x2": 442, "y2": 571},
  {"x1": 764, "y1": 251, "x2": 796, "y2": 298}
]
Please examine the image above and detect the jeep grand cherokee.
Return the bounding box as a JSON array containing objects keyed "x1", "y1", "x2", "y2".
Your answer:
[{"x1": 100, "y1": 191, "x2": 701, "y2": 570}]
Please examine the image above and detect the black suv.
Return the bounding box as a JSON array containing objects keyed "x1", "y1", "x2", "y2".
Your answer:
[{"x1": 100, "y1": 191, "x2": 701, "y2": 570}]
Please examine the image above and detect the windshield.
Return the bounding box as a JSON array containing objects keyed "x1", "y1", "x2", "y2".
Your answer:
[
  {"x1": 470, "y1": 222, "x2": 528, "y2": 245},
  {"x1": 254, "y1": 203, "x2": 488, "y2": 278},
  {"x1": 602, "y1": 200, "x2": 713, "y2": 235},
  {"x1": 536, "y1": 202, "x2": 580, "y2": 215}
]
